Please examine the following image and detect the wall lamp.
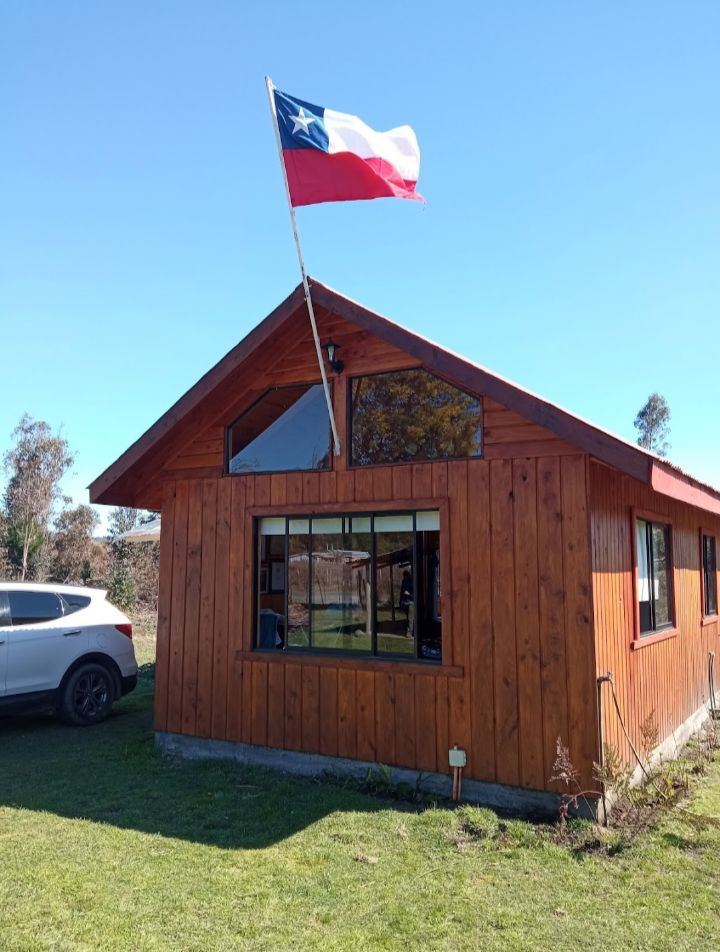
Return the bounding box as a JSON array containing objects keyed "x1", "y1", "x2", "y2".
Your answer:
[{"x1": 323, "y1": 340, "x2": 344, "y2": 374}]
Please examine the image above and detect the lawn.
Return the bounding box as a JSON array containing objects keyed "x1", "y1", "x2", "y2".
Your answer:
[{"x1": 1, "y1": 636, "x2": 719, "y2": 950}]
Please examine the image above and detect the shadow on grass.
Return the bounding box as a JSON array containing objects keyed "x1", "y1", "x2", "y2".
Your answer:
[{"x1": 0, "y1": 668, "x2": 385, "y2": 850}]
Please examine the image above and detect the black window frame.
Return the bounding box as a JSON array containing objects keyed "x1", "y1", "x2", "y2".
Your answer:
[
  {"x1": 225, "y1": 381, "x2": 333, "y2": 477},
  {"x1": 347, "y1": 367, "x2": 483, "y2": 469},
  {"x1": 634, "y1": 514, "x2": 675, "y2": 638},
  {"x1": 254, "y1": 509, "x2": 441, "y2": 663},
  {"x1": 701, "y1": 531, "x2": 718, "y2": 619}
]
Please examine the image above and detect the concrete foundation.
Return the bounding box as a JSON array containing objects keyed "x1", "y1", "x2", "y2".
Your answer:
[{"x1": 155, "y1": 731, "x2": 579, "y2": 819}]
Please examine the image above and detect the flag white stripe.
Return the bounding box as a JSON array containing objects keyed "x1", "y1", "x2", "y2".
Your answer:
[{"x1": 324, "y1": 108, "x2": 420, "y2": 183}]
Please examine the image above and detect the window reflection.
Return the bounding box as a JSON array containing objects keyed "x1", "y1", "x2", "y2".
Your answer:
[
  {"x1": 350, "y1": 369, "x2": 481, "y2": 466},
  {"x1": 256, "y1": 511, "x2": 442, "y2": 661},
  {"x1": 228, "y1": 384, "x2": 331, "y2": 474}
]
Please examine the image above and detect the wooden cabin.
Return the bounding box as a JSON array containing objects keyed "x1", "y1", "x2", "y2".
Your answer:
[{"x1": 90, "y1": 280, "x2": 720, "y2": 812}]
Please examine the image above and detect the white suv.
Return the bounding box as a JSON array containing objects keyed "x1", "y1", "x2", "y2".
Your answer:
[{"x1": 0, "y1": 583, "x2": 139, "y2": 725}]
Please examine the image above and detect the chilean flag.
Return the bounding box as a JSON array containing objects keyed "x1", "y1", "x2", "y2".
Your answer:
[{"x1": 273, "y1": 88, "x2": 422, "y2": 207}]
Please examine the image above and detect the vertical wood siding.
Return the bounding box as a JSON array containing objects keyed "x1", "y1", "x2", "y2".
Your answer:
[
  {"x1": 157, "y1": 453, "x2": 598, "y2": 793},
  {"x1": 590, "y1": 461, "x2": 720, "y2": 769}
]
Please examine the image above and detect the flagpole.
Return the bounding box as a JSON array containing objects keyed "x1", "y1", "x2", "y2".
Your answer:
[{"x1": 265, "y1": 75, "x2": 341, "y2": 458}]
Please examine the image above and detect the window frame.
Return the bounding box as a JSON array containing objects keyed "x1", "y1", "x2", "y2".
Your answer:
[
  {"x1": 250, "y1": 498, "x2": 449, "y2": 667},
  {"x1": 700, "y1": 528, "x2": 718, "y2": 624},
  {"x1": 631, "y1": 508, "x2": 677, "y2": 649},
  {"x1": 224, "y1": 380, "x2": 333, "y2": 477},
  {"x1": 347, "y1": 368, "x2": 483, "y2": 470}
]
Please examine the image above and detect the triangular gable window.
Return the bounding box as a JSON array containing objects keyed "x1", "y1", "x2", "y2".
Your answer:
[{"x1": 227, "y1": 384, "x2": 331, "y2": 474}]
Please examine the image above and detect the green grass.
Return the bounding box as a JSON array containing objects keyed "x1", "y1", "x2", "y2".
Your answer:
[{"x1": 1, "y1": 657, "x2": 720, "y2": 950}]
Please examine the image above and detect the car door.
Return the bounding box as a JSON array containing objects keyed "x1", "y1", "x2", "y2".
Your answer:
[
  {"x1": 5, "y1": 590, "x2": 89, "y2": 696},
  {"x1": 0, "y1": 592, "x2": 10, "y2": 696}
]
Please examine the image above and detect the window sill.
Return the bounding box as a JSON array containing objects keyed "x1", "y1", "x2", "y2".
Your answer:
[
  {"x1": 236, "y1": 649, "x2": 464, "y2": 678},
  {"x1": 631, "y1": 628, "x2": 678, "y2": 651},
  {"x1": 701, "y1": 613, "x2": 719, "y2": 628}
]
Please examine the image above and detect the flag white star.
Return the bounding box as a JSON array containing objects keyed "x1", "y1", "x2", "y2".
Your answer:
[{"x1": 290, "y1": 108, "x2": 316, "y2": 135}]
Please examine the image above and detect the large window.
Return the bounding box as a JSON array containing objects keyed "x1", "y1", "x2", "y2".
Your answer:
[
  {"x1": 702, "y1": 532, "x2": 718, "y2": 618},
  {"x1": 636, "y1": 517, "x2": 674, "y2": 636},
  {"x1": 256, "y1": 511, "x2": 442, "y2": 661},
  {"x1": 227, "y1": 384, "x2": 331, "y2": 474},
  {"x1": 350, "y1": 369, "x2": 481, "y2": 467}
]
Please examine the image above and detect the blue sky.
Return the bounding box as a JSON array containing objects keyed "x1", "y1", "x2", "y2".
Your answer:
[{"x1": 2, "y1": 1, "x2": 719, "y2": 529}]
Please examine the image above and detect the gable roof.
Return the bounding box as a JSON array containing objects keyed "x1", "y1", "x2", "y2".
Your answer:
[{"x1": 89, "y1": 279, "x2": 720, "y2": 517}]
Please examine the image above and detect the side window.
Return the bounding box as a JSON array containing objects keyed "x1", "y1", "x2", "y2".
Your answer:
[
  {"x1": 702, "y1": 533, "x2": 718, "y2": 618},
  {"x1": 8, "y1": 591, "x2": 65, "y2": 626},
  {"x1": 636, "y1": 517, "x2": 674, "y2": 636}
]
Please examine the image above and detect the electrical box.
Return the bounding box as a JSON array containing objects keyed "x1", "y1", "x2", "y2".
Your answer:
[{"x1": 448, "y1": 747, "x2": 466, "y2": 768}]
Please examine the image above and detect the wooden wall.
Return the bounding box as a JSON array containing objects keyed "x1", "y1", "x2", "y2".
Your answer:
[
  {"x1": 148, "y1": 308, "x2": 600, "y2": 794},
  {"x1": 590, "y1": 461, "x2": 720, "y2": 768},
  {"x1": 154, "y1": 452, "x2": 598, "y2": 793}
]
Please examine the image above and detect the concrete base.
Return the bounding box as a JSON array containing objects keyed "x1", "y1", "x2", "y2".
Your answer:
[
  {"x1": 628, "y1": 701, "x2": 711, "y2": 788},
  {"x1": 155, "y1": 731, "x2": 583, "y2": 819}
]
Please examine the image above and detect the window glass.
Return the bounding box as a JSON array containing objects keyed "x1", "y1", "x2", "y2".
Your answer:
[
  {"x1": 228, "y1": 384, "x2": 331, "y2": 474},
  {"x1": 636, "y1": 518, "x2": 673, "y2": 635},
  {"x1": 9, "y1": 590, "x2": 65, "y2": 626},
  {"x1": 256, "y1": 512, "x2": 441, "y2": 661},
  {"x1": 703, "y1": 534, "x2": 718, "y2": 617},
  {"x1": 60, "y1": 594, "x2": 91, "y2": 615},
  {"x1": 350, "y1": 369, "x2": 482, "y2": 466},
  {"x1": 311, "y1": 517, "x2": 371, "y2": 652}
]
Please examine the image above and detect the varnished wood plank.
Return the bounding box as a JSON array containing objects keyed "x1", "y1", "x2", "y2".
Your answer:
[
  {"x1": 354, "y1": 468, "x2": 374, "y2": 502},
  {"x1": 211, "y1": 477, "x2": 232, "y2": 739},
  {"x1": 372, "y1": 467, "x2": 393, "y2": 500},
  {"x1": 166, "y1": 481, "x2": 189, "y2": 733},
  {"x1": 286, "y1": 472, "x2": 303, "y2": 505},
  {"x1": 561, "y1": 455, "x2": 597, "y2": 791},
  {"x1": 270, "y1": 474, "x2": 287, "y2": 506},
  {"x1": 355, "y1": 670, "x2": 376, "y2": 761},
  {"x1": 182, "y1": 496, "x2": 208, "y2": 751},
  {"x1": 512, "y1": 459, "x2": 544, "y2": 790},
  {"x1": 319, "y1": 471, "x2": 337, "y2": 504},
  {"x1": 412, "y1": 463, "x2": 433, "y2": 499},
  {"x1": 337, "y1": 668, "x2": 356, "y2": 758},
  {"x1": 154, "y1": 481, "x2": 176, "y2": 732},
  {"x1": 467, "y1": 461, "x2": 495, "y2": 781},
  {"x1": 374, "y1": 671, "x2": 396, "y2": 765},
  {"x1": 301, "y1": 665, "x2": 320, "y2": 752},
  {"x1": 251, "y1": 661, "x2": 268, "y2": 746},
  {"x1": 447, "y1": 462, "x2": 469, "y2": 670},
  {"x1": 431, "y1": 461, "x2": 448, "y2": 498},
  {"x1": 392, "y1": 465, "x2": 412, "y2": 500},
  {"x1": 490, "y1": 459, "x2": 520, "y2": 786},
  {"x1": 284, "y1": 665, "x2": 302, "y2": 751},
  {"x1": 414, "y1": 675, "x2": 437, "y2": 772},
  {"x1": 435, "y1": 675, "x2": 450, "y2": 774},
  {"x1": 319, "y1": 667, "x2": 338, "y2": 756},
  {"x1": 394, "y1": 672, "x2": 416, "y2": 767},
  {"x1": 537, "y1": 457, "x2": 569, "y2": 790},
  {"x1": 195, "y1": 479, "x2": 217, "y2": 737},
  {"x1": 266, "y1": 662, "x2": 285, "y2": 749},
  {"x1": 226, "y1": 479, "x2": 246, "y2": 737},
  {"x1": 302, "y1": 472, "x2": 321, "y2": 505}
]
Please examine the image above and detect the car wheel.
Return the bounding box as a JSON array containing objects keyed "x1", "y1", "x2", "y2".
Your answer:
[{"x1": 59, "y1": 663, "x2": 115, "y2": 726}]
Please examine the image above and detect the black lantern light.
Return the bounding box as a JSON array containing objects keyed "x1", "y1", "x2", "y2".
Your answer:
[{"x1": 323, "y1": 340, "x2": 344, "y2": 374}]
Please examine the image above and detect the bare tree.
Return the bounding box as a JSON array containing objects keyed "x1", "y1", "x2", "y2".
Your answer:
[
  {"x1": 3, "y1": 415, "x2": 74, "y2": 580},
  {"x1": 51, "y1": 504, "x2": 100, "y2": 584},
  {"x1": 634, "y1": 393, "x2": 671, "y2": 457}
]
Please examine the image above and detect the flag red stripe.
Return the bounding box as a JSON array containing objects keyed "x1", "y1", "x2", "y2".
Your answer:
[{"x1": 283, "y1": 149, "x2": 423, "y2": 207}]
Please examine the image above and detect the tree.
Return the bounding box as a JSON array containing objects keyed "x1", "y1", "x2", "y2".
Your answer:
[
  {"x1": 106, "y1": 507, "x2": 160, "y2": 612},
  {"x1": 2, "y1": 415, "x2": 74, "y2": 580},
  {"x1": 51, "y1": 504, "x2": 100, "y2": 584},
  {"x1": 634, "y1": 393, "x2": 671, "y2": 457}
]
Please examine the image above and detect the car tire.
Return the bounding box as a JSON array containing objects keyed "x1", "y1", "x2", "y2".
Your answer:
[{"x1": 59, "y1": 662, "x2": 115, "y2": 726}]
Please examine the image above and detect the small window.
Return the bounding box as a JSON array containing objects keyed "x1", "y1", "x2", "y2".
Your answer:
[
  {"x1": 8, "y1": 590, "x2": 65, "y2": 626},
  {"x1": 256, "y1": 511, "x2": 442, "y2": 661},
  {"x1": 227, "y1": 384, "x2": 331, "y2": 474},
  {"x1": 350, "y1": 369, "x2": 482, "y2": 466},
  {"x1": 636, "y1": 517, "x2": 674, "y2": 635},
  {"x1": 702, "y1": 533, "x2": 718, "y2": 618},
  {"x1": 60, "y1": 594, "x2": 91, "y2": 616}
]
